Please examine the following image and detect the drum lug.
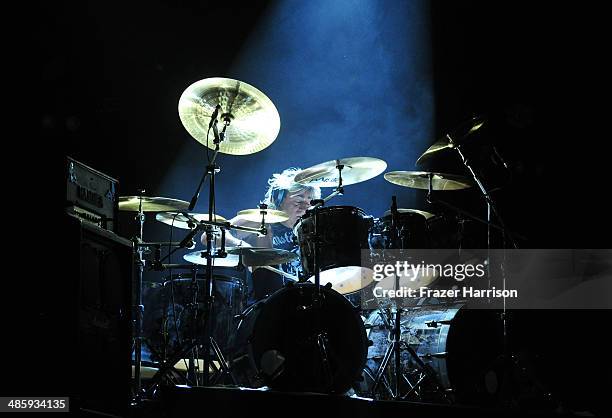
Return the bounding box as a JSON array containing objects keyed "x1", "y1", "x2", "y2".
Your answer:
[
  {"x1": 367, "y1": 339, "x2": 374, "y2": 347},
  {"x1": 324, "y1": 282, "x2": 333, "y2": 289}
]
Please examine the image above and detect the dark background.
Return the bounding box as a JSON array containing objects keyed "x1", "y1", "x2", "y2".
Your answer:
[{"x1": 16, "y1": 0, "x2": 611, "y2": 414}]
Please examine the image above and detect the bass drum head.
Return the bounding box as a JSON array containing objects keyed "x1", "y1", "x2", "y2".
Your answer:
[{"x1": 232, "y1": 283, "x2": 368, "y2": 394}]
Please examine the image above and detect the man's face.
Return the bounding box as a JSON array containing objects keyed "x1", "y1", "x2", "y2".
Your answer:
[{"x1": 279, "y1": 189, "x2": 314, "y2": 225}]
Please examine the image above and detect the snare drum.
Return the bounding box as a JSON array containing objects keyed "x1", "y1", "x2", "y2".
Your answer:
[
  {"x1": 231, "y1": 283, "x2": 368, "y2": 394},
  {"x1": 293, "y1": 206, "x2": 374, "y2": 294}
]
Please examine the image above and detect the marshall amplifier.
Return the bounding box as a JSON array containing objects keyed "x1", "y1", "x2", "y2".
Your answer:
[{"x1": 66, "y1": 156, "x2": 118, "y2": 232}]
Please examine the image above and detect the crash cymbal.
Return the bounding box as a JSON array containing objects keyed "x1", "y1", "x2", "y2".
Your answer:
[
  {"x1": 384, "y1": 171, "x2": 472, "y2": 190},
  {"x1": 236, "y1": 209, "x2": 289, "y2": 223},
  {"x1": 227, "y1": 247, "x2": 297, "y2": 266},
  {"x1": 178, "y1": 77, "x2": 280, "y2": 155},
  {"x1": 382, "y1": 208, "x2": 436, "y2": 219},
  {"x1": 156, "y1": 212, "x2": 227, "y2": 229},
  {"x1": 294, "y1": 157, "x2": 387, "y2": 187},
  {"x1": 118, "y1": 196, "x2": 190, "y2": 212},
  {"x1": 183, "y1": 250, "x2": 239, "y2": 267},
  {"x1": 416, "y1": 115, "x2": 485, "y2": 165}
]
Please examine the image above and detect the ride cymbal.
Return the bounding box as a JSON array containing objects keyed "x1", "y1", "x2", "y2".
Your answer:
[
  {"x1": 178, "y1": 77, "x2": 280, "y2": 155},
  {"x1": 384, "y1": 171, "x2": 472, "y2": 190},
  {"x1": 294, "y1": 157, "x2": 387, "y2": 187},
  {"x1": 118, "y1": 196, "x2": 190, "y2": 212}
]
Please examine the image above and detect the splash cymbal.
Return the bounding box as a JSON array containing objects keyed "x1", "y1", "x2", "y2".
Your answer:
[
  {"x1": 236, "y1": 209, "x2": 289, "y2": 223},
  {"x1": 178, "y1": 77, "x2": 280, "y2": 155},
  {"x1": 156, "y1": 212, "x2": 227, "y2": 229},
  {"x1": 294, "y1": 157, "x2": 387, "y2": 187},
  {"x1": 416, "y1": 115, "x2": 485, "y2": 165},
  {"x1": 118, "y1": 196, "x2": 190, "y2": 212},
  {"x1": 384, "y1": 171, "x2": 472, "y2": 190}
]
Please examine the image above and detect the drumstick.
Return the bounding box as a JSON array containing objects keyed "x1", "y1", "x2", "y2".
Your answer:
[{"x1": 258, "y1": 265, "x2": 299, "y2": 281}]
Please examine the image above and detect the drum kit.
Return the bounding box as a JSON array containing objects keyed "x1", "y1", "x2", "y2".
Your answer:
[{"x1": 125, "y1": 77, "x2": 516, "y2": 403}]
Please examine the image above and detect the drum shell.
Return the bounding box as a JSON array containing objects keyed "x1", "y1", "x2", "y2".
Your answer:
[
  {"x1": 231, "y1": 283, "x2": 368, "y2": 394},
  {"x1": 370, "y1": 212, "x2": 431, "y2": 249},
  {"x1": 294, "y1": 206, "x2": 373, "y2": 278},
  {"x1": 142, "y1": 272, "x2": 246, "y2": 359},
  {"x1": 359, "y1": 303, "x2": 502, "y2": 402}
]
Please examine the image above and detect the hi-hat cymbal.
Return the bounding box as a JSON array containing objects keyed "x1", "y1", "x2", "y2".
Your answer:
[
  {"x1": 183, "y1": 250, "x2": 239, "y2": 267},
  {"x1": 119, "y1": 196, "x2": 190, "y2": 212},
  {"x1": 416, "y1": 115, "x2": 485, "y2": 165},
  {"x1": 384, "y1": 171, "x2": 472, "y2": 190},
  {"x1": 227, "y1": 247, "x2": 297, "y2": 266},
  {"x1": 294, "y1": 157, "x2": 387, "y2": 187},
  {"x1": 382, "y1": 208, "x2": 436, "y2": 219},
  {"x1": 156, "y1": 212, "x2": 227, "y2": 229},
  {"x1": 236, "y1": 209, "x2": 289, "y2": 223},
  {"x1": 178, "y1": 77, "x2": 280, "y2": 155}
]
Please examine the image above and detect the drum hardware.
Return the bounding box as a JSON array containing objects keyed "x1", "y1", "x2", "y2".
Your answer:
[
  {"x1": 142, "y1": 78, "x2": 280, "y2": 394},
  {"x1": 236, "y1": 206, "x2": 290, "y2": 224},
  {"x1": 291, "y1": 159, "x2": 383, "y2": 390},
  {"x1": 410, "y1": 117, "x2": 526, "y2": 405},
  {"x1": 415, "y1": 115, "x2": 485, "y2": 166},
  {"x1": 156, "y1": 212, "x2": 227, "y2": 230},
  {"x1": 227, "y1": 247, "x2": 298, "y2": 267},
  {"x1": 369, "y1": 197, "x2": 448, "y2": 401},
  {"x1": 118, "y1": 191, "x2": 191, "y2": 402}
]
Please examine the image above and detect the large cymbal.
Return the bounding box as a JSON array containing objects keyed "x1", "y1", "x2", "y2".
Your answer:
[
  {"x1": 384, "y1": 171, "x2": 472, "y2": 190},
  {"x1": 294, "y1": 157, "x2": 387, "y2": 187},
  {"x1": 416, "y1": 115, "x2": 485, "y2": 165},
  {"x1": 119, "y1": 196, "x2": 190, "y2": 212},
  {"x1": 156, "y1": 212, "x2": 227, "y2": 229},
  {"x1": 227, "y1": 247, "x2": 297, "y2": 266},
  {"x1": 236, "y1": 209, "x2": 289, "y2": 223},
  {"x1": 178, "y1": 77, "x2": 280, "y2": 155}
]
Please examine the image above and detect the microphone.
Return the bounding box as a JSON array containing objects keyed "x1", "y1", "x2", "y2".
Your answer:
[{"x1": 209, "y1": 105, "x2": 221, "y2": 129}]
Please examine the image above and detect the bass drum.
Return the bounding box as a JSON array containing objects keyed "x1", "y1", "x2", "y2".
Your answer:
[
  {"x1": 356, "y1": 302, "x2": 502, "y2": 403},
  {"x1": 231, "y1": 283, "x2": 368, "y2": 394}
]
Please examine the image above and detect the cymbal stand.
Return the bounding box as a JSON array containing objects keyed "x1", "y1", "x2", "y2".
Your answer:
[
  {"x1": 303, "y1": 161, "x2": 345, "y2": 391},
  {"x1": 371, "y1": 197, "x2": 447, "y2": 401},
  {"x1": 146, "y1": 108, "x2": 240, "y2": 395},
  {"x1": 131, "y1": 191, "x2": 146, "y2": 403}
]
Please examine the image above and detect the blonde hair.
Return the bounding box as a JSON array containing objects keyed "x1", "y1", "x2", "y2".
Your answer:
[{"x1": 263, "y1": 167, "x2": 321, "y2": 209}]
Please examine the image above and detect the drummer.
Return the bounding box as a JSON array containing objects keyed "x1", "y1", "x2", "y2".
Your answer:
[{"x1": 202, "y1": 167, "x2": 321, "y2": 302}]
